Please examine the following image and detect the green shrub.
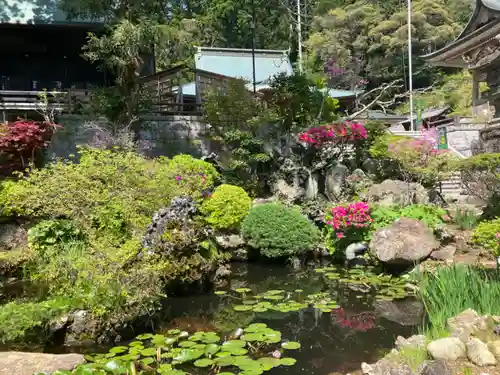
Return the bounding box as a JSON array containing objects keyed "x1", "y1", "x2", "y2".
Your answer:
[
  {"x1": 0, "y1": 148, "x2": 223, "y2": 344},
  {"x1": 371, "y1": 204, "x2": 446, "y2": 231},
  {"x1": 420, "y1": 265, "x2": 500, "y2": 332},
  {"x1": 0, "y1": 296, "x2": 76, "y2": 343},
  {"x1": 472, "y1": 218, "x2": 500, "y2": 256},
  {"x1": 27, "y1": 219, "x2": 83, "y2": 255},
  {"x1": 241, "y1": 203, "x2": 320, "y2": 258},
  {"x1": 200, "y1": 184, "x2": 252, "y2": 230}
]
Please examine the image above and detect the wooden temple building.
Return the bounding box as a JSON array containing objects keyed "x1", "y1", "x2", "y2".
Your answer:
[{"x1": 423, "y1": 0, "x2": 500, "y2": 120}]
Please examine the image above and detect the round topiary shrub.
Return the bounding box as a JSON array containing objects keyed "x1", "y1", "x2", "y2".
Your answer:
[
  {"x1": 241, "y1": 203, "x2": 320, "y2": 258},
  {"x1": 200, "y1": 184, "x2": 252, "y2": 230}
]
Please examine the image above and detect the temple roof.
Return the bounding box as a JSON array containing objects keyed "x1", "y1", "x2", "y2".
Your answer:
[{"x1": 423, "y1": 0, "x2": 500, "y2": 67}]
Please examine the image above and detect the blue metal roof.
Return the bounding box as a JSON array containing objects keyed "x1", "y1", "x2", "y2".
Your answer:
[
  {"x1": 194, "y1": 47, "x2": 293, "y2": 84},
  {"x1": 0, "y1": 0, "x2": 99, "y2": 24},
  {"x1": 179, "y1": 82, "x2": 359, "y2": 99}
]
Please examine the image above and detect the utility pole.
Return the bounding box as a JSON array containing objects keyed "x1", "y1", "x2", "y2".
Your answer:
[
  {"x1": 297, "y1": 0, "x2": 303, "y2": 71},
  {"x1": 407, "y1": 0, "x2": 414, "y2": 130},
  {"x1": 251, "y1": 0, "x2": 257, "y2": 93}
]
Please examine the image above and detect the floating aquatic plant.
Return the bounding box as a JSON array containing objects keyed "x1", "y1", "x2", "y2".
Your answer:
[
  {"x1": 315, "y1": 266, "x2": 415, "y2": 301},
  {"x1": 43, "y1": 323, "x2": 299, "y2": 375},
  {"x1": 216, "y1": 288, "x2": 338, "y2": 313}
]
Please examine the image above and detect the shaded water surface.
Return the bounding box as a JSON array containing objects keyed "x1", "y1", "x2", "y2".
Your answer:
[{"x1": 153, "y1": 263, "x2": 422, "y2": 375}]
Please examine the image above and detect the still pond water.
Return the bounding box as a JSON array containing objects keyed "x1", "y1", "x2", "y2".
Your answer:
[{"x1": 146, "y1": 263, "x2": 422, "y2": 375}]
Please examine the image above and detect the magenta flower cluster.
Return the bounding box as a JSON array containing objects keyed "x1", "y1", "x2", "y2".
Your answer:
[
  {"x1": 298, "y1": 121, "x2": 368, "y2": 147},
  {"x1": 325, "y1": 202, "x2": 373, "y2": 239}
]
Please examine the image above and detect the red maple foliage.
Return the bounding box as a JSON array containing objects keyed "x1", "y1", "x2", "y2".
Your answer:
[{"x1": 0, "y1": 119, "x2": 60, "y2": 172}]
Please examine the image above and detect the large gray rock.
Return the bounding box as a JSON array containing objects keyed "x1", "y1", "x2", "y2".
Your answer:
[
  {"x1": 467, "y1": 337, "x2": 497, "y2": 366},
  {"x1": 374, "y1": 299, "x2": 424, "y2": 326},
  {"x1": 427, "y1": 337, "x2": 466, "y2": 361},
  {"x1": 395, "y1": 334, "x2": 427, "y2": 350},
  {"x1": 305, "y1": 172, "x2": 319, "y2": 200},
  {"x1": 0, "y1": 223, "x2": 27, "y2": 251},
  {"x1": 430, "y1": 244, "x2": 456, "y2": 261},
  {"x1": 273, "y1": 179, "x2": 305, "y2": 203},
  {"x1": 325, "y1": 163, "x2": 349, "y2": 202},
  {"x1": 365, "y1": 179, "x2": 429, "y2": 206},
  {"x1": 0, "y1": 352, "x2": 84, "y2": 375},
  {"x1": 448, "y1": 309, "x2": 489, "y2": 342},
  {"x1": 369, "y1": 218, "x2": 439, "y2": 266},
  {"x1": 215, "y1": 234, "x2": 245, "y2": 250},
  {"x1": 421, "y1": 360, "x2": 452, "y2": 375}
]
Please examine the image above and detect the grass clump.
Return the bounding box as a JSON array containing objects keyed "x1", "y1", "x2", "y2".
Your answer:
[
  {"x1": 420, "y1": 265, "x2": 500, "y2": 332},
  {"x1": 241, "y1": 203, "x2": 320, "y2": 258}
]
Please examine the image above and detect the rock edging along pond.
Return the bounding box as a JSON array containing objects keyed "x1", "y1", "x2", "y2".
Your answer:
[{"x1": 361, "y1": 309, "x2": 500, "y2": 375}]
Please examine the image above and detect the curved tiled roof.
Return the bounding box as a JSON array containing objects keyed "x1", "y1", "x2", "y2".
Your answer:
[{"x1": 423, "y1": 0, "x2": 500, "y2": 62}]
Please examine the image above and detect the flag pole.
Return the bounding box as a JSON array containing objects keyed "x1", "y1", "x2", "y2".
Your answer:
[{"x1": 408, "y1": 0, "x2": 414, "y2": 130}]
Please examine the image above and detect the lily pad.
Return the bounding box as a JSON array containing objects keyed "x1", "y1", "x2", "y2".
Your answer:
[
  {"x1": 235, "y1": 288, "x2": 252, "y2": 293},
  {"x1": 282, "y1": 341, "x2": 301, "y2": 350},
  {"x1": 234, "y1": 305, "x2": 254, "y2": 311},
  {"x1": 280, "y1": 357, "x2": 297, "y2": 366},
  {"x1": 215, "y1": 290, "x2": 227, "y2": 295},
  {"x1": 194, "y1": 358, "x2": 214, "y2": 367}
]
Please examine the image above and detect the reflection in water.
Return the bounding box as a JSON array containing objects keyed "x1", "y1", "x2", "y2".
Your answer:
[{"x1": 158, "y1": 263, "x2": 423, "y2": 375}]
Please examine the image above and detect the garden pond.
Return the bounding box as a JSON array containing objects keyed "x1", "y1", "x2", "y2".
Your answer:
[{"x1": 45, "y1": 263, "x2": 423, "y2": 375}]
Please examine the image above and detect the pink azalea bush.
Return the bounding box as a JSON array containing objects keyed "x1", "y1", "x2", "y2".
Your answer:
[
  {"x1": 323, "y1": 202, "x2": 373, "y2": 255},
  {"x1": 325, "y1": 202, "x2": 373, "y2": 239},
  {"x1": 298, "y1": 121, "x2": 367, "y2": 147}
]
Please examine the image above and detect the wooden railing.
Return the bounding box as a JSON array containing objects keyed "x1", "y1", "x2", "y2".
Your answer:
[
  {"x1": 140, "y1": 65, "x2": 232, "y2": 114},
  {"x1": 0, "y1": 66, "x2": 232, "y2": 115}
]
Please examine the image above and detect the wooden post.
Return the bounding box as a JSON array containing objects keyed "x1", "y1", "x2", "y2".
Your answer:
[
  {"x1": 195, "y1": 71, "x2": 202, "y2": 112},
  {"x1": 472, "y1": 70, "x2": 479, "y2": 107}
]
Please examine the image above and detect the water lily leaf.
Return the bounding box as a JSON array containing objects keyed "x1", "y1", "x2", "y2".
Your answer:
[
  {"x1": 263, "y1": 295, "x2": 283, "y2": 300},
  {"x1": 204, "y1": 343, "x2": 220, "y2": 356},
  {"x1": 194, "y1": 358, "x2": 214, "y2": 367},
  {"x1": 158, "y1": 370, "x2": 188, "y2": 375},
  {"x1": 167, "y1": 329, "x2": 180, "y2": 335},
  {"x1": 241, "y1": 333, "x2": 262, "y2": 342},
  {"x1": 104, "y1": 360, "x2": 127, "y2": 374},
  {"x1": 165, "y1": 338, "x2": 177, "y2": 345},
  {"x1": 193, "y1": 343, "x2": 207, "y2": 350},
  {"x1": 214, "y1": 356, "x2": 236, "y2": 366},
  {"x1": 218, "y1": 373, "x2": 235, "y2": 375},
  {"x1": 178, "y1": 340, "x2": 196, "y2": 348},
  {"x1": 252, "y1": 306, "x2": 268, "y2": 312},
  {"x1": 244, "y1": 323, "x2": 267, "y2": 332},
  {"x1": 172, "y1": 348, "x2": 204, "y2": 363},
  {"x1": 226, "y1": 347, "x2": 248, "y2": 355},
  {"x1": 242, "y1": 299, "x2": 259, "y2": 305},
  {"x1": 215, "y1": 290, "x2": 227, "y2": 295},
  {"x1": 265, "y1": 290, "x2": 284, "y2": 295},
  {"x1": 235, "y1": 288, "x2": 252, "y2": 293},
  {"x1": 73, "y1": 367, "x2": 94, "y2": 375},
  {"x1": 294, "y1": 289, "x2": 303, "y2": 292},
  {"x1": 257, "y1": 357, "x2": 281, "y2": 370},
  {"x1": 282, "y1": 341, "x2": 301, "y2": 350},
  {"x1": 152, "y1": 334, "x2": 167, "y2": 345},
  {"x1": 216, "y1": 351, "x2": 232, "y2": 357},
  {"x1": 52, "y1": 371, "x2": 72, "y2": 375},
  {"x1": 109, "y1": 346, "x2": 128, "y2": 354},
  {"x1": 157, "y1": 364, "x2": 173, "y2": 374},
  {"x1": 140, "y1": 357, "x2": 155, "y2": 365},
  {"x1": 280, "y1": 357, "x2": 297, "y2": 366},
  {"x1": 233, "y1": 305, "x2": 253, "y2": 311},
  {"x1": 136, "y1": 333, "x2": 153, "y2": 340},
  {"x1": 223, "y1": 339, "x2": 246, "y2": 348},
  {"x1": 140, "y1": 348, "x2": 157, "y2": 356}
]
